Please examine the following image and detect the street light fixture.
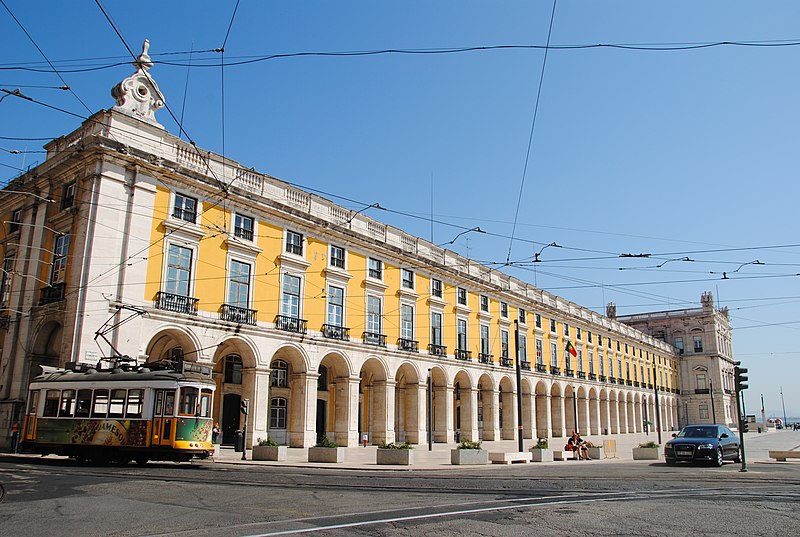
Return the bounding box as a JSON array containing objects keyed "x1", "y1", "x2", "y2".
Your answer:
[{"x1": 437, "y1": 226, "x2": 485, "y2": 247}]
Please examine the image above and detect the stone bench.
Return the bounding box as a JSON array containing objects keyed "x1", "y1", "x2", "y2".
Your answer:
[
  {"x1": 768, "y1": 450, "x2": 800, "y2": 461},
  {"x1": 488, "y1": 451, "x2": 532, "y2": 464},
  {"x1": 552, "y1": 449, "x2": 579, "y2": 461}
]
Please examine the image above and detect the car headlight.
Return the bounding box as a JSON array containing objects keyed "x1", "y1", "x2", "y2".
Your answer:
[{"x1": 697, "y1": 443, "x2": 714, "y2": 450}]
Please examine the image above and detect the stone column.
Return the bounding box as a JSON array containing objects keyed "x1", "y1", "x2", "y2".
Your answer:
[
  {"x1": 619, "y1": 400, "x2": 628, "y2": 434},
  {"x1": 251, "y1": 366, "x2": 271, "y2": 442},
  {"x1": 370, "y1": 380, "x2": 396, "y2": 444},
  {"x1": 416, "y1": 381, "x2": 428, "y2": 445},
  {"x1": 482, "y1": 389, "x2": 500, "y2": 441},
  {"x1": 288, "y1": 372, "x2": 319, "y2": 447},
  {"x1": 462, "y1": 387, "x2": 479, "y2": 442},
  {"x1": 433, "y1": 385, "x2": 454, "y2": 443}
]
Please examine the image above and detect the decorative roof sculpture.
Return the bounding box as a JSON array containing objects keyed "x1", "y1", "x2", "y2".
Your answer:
[{"x1": 111, "y1": 39, "x2": 165, "y2": 127}]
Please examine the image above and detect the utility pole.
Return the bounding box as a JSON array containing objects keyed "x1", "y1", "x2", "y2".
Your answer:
[
  {"x1": 780, "y1": 387, "x2": 787, "y2": 429},
  {"x1": 427, "y1": 369, "x2": 433, "y2": 451},
  {"x1": 653, "y1": 365, "x2": 662, "y2": 445},
  {"x1": 514, "y1": 320, "x2": 524, "y2": 453},
  {"x1": 709, "y1": 380, "x2": 717, "y2": 424},
  {"x1": 734, "y1": 362, "x2": 748, "y2": 472}
]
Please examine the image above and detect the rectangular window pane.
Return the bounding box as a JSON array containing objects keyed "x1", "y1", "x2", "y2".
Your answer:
[
  {"x1": 457, "y1": 319, "x2": 467, "y2": 350},
  {"x1": 431, "y1": 279, "x2": 442, "y2": 298},
  {"x1": 327, "y1": 285, "x2": 344, "y2": 326},
  {"x1": 92, "y1": 389, "x2": 109, "y2": 418},
  {"x1": 109, "y1": 389, "x2": 126, "y2": 418},
  {"x1": 330, "y1": 246, "x2": 345, "y2": 268},
  {"x1": 368, "y1": 258, "x2": 382, "y2": 279},
  {"x1": 480, "y1": 325, "x2": 489, "y2": 354},
  {"x1": 431, "y1": 312, "x2": 442, "y2": 345},
  {"x1": 166, "y1": 244, "x2": 192, "y2": 296},
  {"x1": 126, "y1": 389, "x2": 144, "y2": 418},
  {"x1": 228, "y1": 260, "x2": 251, "y2": 307},
  {"x1": 286, "y1": 231, "x2": 303, "y2": 255},
  {"x1": 59, "y1": 389, "x2": 76, "y2": 417},
  {"x1": 367, "y1": 296, "x2": 382, "y2": 333},
  {"x1": 51, "y1": 234, "x2": 71, "y2": 284},
  {"x1": 400, "y1": 304, "x2": 414, "y2": 339},
  {"x1": 281, "y1": 274, "x2": 301, "y2": 317},
  {"x1": 75, "y1": 389, "x2": 92, "y2": 417}
]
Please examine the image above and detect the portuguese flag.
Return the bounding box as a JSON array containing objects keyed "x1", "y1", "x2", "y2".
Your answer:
[{"x1": 566, "y1": 341, "x2": 578, "y2": 357}]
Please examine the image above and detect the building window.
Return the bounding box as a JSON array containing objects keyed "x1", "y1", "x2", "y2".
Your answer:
[
  {"x1": 9, "y1": 209, "x2": 21, "y2": 233},
  {"x1": 696, "y1": 373, "x2": 707, "y2": 390},
  {"x1": 318, "y1": 366, "x2": 328, "y2": 391},
  {"x1": 368, "y1": 257, "x2": 382, "y2": 279},
  {"x1": 597, "y1": 334, "x2": 603, "y2": 346},
  {"x1": 367, "y1": 296, "x2": 382, "y2": 334},
  {"x1": 564, "y1": 323, "x2": 570, "y2": 337},
  {"x1": 165, "y1": 244, "x2": 192, "y2": 296},
  {"x1": 550, "y1": 342, "x2": 558, "y2": 367},
  {"x1": 617, "y1": 340, "x2": 621, "y2": 352},
  {"x1": 1, "y1": 256, "x2": 13, "y2": 305},
  {"x1": 608, "y1": 355, "x2": 614, "y2": 377},
  {"x1": 519, "y1": 335, "x2": 527, "y2": 362},
  {"x1": 401, "y1": 268, "x2": 414, "y2": 289},
  {"x1": 227, "y1": 260, "x2": 251, "y2": 307},
  {"x1": 480, "y1": 295, "x2": 489, "y2": 312},
  {"x1": 608, "y1": 337, "x2": 612, "y2": 349},
  {"x1": 327, "y1": 285, "x2": 344, "y2": 326},
  {"x1": 173, "y1": 193, "x2": 197, "y2": 223},
  {"x1": 270, "y1": 397, "x2": 287, "y2": 429},
  {"x1": 224, "y1": 355, "x2": 243, "y2": 384},
  {"x1": 271, "y1": 360, "x2": 288, "y2": 388},
  {"x1": 599, "y1": 351, "x2": 605, "y2": 376},
  {"x1": 281, "y1": 274, "x2": 301, "y2": 319},
  {"x1": 699, "y1": 403, "x2": 709, "y2": 420},
  {"x1": 400, "y1": 304, "x2": 414, "y2": 340},
  {"x1": 576, "y1": 327, "x2": 582, "y2": 340},
  {"x1": 535, "y1": 313, "x2": 542, "y2": 328},
  {"x1": 577, "y1": 350, "x2": 584, "y2": 373},
  {"x1": 535, "y1": 338, "x2": 543, "y2": 365},
  {"x1": 50, "y1": 234, "x2": 70, "y2": 284},
  {"x1": 618, "y1": 359, "x2": 622, "y2": 378},
  {"x1": 480, "y1": 325, "x2": 490, "y2": 355},
  {"x1": 457, "y1": 287, "x2": 467, "y2": 305},
  {"x1": 500, "y1": 329, "x2": 509, "y2": 358},
  {"x1": 330, "y1": 245, "x2": 345, "y2": 269},
  {"x1": 234, "y1": 214, "x2": 254, "y2": 241},
  {"x1": 588, "y1": 351, "x2": 595, "y2": 374},
  {"x1": 431, "y1": 278, "x2": 442, "y2": 298},
  {"x1": 550, "y1": 319, "x2": 557, "y2": 333},
  {"x1": 693, "y1": 335, "x2": 703, "y2": 353},
  {"x1": 457, "y1": 319, "x2": 468, "y2": 350},
  {"x1": 61, "y1": 182, "x2": 76, "y2": 210},
  {"x1": 519, "y1": 308, "x2": 526, "y2": 324},
  {"x1": 285, "y1": 230, "x2": 303, "y2": 256},
  {"x1": 588, "y1": 331, "x2": 593, "y2": 343},
  {"x1": 673, "y1": 337, "x2": 684, "y2": 353},
  {"x1": 500, "y1": 302, "x2": 508, "y2": 318},
  {"x1": 431, "y1": 312, "x2": 442, "y2": 346}
]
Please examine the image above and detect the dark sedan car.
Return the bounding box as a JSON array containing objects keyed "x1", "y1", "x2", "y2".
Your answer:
[{"x1": 664, "y1": 424, "x2": 741, "y2": 466}]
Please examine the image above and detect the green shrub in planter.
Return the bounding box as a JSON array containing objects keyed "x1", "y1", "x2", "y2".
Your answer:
[
  {"x1": 534, "y1": 438, "x2": 548, "y2": 449},
  {"x1": 315, "y1": 436, "x2": 339, "y2": 448},
  {"x1": 458, "y1": 440, "x2": 482, "y2": 450},
  {"x1": 257, "y1": 437, "x2": 280, "y2": 447},
  {"x1": 638, "y1": 441, "x2": 659, "y2": 449},
  {"x1": 378, "y1": 441, "x2": 413, "y2": 450}
]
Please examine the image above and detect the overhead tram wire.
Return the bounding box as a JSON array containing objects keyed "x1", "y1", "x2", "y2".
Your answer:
[{"x1": 506, "y1": 0, "x2": 558, "y2": 266}]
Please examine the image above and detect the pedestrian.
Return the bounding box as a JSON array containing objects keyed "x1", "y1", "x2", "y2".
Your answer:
[
  {"x1": 362, "y1": 433, "x2": 368, "y2": 448},
  {"x1": 211, "y1": 422, "x2": 220, "y2": 444},
  {"x1": 10, "y1": 421, "x2": 20, "y2": 453}
]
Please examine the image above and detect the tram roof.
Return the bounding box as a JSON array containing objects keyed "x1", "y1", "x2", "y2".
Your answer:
[{"x1": 30, "y1": 368, "x2": 215, "y2": 386}]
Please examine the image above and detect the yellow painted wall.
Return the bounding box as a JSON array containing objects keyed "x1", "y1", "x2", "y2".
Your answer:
[
  {"x1": 144, "y1": 186, "x2": 171, "y2": 301},
  {"x1": 256, "y1": 222, "x2": 283, "y2": 322}
]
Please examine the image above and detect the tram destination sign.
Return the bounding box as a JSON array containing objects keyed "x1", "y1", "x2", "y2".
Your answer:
[{"x1": 182, "y1": 361, "x2": 213, "y2": 376}]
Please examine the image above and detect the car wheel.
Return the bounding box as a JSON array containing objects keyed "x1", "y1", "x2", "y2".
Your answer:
[
  {"x1": 665, "y1": 458, "x2": 676, "y2": 466},
  {"x1": 714, "y1": 447, "x2": 724, "y2": 467}
]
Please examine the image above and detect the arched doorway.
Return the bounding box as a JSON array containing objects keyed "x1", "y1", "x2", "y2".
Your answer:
[
  {"x1": 499, "y1": 376, "x2": 515, "y2": 440},
  {"x1": 395, "y1": 363, "x2": 422, "y2": 444},
  {"x1": 29, "y1": 321, "x2": 63, "y2": 386},
  {"x1": 453, "y1": 370, "x2": 473, "y2": 442},
  {"x1": 359, "y1": 357, "x2": 390, "y2": 445}
]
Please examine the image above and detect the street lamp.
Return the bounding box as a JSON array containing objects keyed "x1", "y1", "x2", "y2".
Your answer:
[{"x1": 1, "y1": 190, "x2": 53, "y2": 203}]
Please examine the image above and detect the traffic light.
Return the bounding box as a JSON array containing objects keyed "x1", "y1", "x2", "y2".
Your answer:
[
  {"x1": 742, "y1": 422, "x2": 749, "y2": 433},
  {"x1": 735, "y1": 364, "x2": 748, "y2": 392},
  {"x1": 240, "y1": 399, "x2": 249, "y2": 415}
]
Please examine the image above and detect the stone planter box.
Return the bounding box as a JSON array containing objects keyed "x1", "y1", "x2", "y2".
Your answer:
[
  {"x1": 308, "y1": 446, "x2": 345, "y2": 463},
  {"x1": 377, "y1": 448, "x2": 414, "y2": 465},
  {"x1": 529, "y1": 447, "x2": 553, "y2": 462},
  {"x1": 451, "y1": 449, "x2": 489, "y2": 465},
  {"x1": 632, "y1": 447, "x2": 660, "y2": 460},
  {"x1": 252, "y1": 445, "x2": 287, "y2": 461},
  {"x1": 587, "y1": 447, "x2": 604, "y2": 460}
]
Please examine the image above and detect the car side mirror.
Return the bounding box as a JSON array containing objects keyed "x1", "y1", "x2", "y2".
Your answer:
[
  {"x1": 671, "y1": 433, "x2": 677, "y2": 438},
  {"x1": 719, "y1": 433, "x2": 728, "y2": 439}
]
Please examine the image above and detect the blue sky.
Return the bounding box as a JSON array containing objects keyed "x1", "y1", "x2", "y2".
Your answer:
[{"x1": 2, "y1": 1, "x2": 798, "y2": 417}]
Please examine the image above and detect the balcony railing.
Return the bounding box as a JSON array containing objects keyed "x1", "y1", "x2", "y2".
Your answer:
[
  {"x1": 694, "y1": 388, "x2": 710, "y2": 394},
  {"x1": 589, "y1": 373, "x2": 597, "y2": 381},
  {"x1": 550, "y1": 366, "x2": 561, "y2": 375},
  {"x1": 577, "y1": 371, "x2": 586, "y2": 380},
  {"x1": 599, "y1": 375, "x2": 606, "y2": 382},
  {"x1": 478, "y1": 352, "x2": 493, "y2": 364},
  {"x1": 633, "y1": 381, "x2": 640, "y2": 387},
  {"x1": 565, "y1": 369, "x2": 575, "y2": 377},
  {"x1": 724, "y1": 388, "x2": 734, "y2": 395},
  {"x1": 500, "y1": 357, "x2": 512, "y2": 368},
  {"x1": 626, "y1": 380, "x2": 633, "y2": 386},
  {"x1": 39, "y1": 282, "x2": 66, "y2": 305},
  {"x1": 172, "y1": 208, "x2": 196, "y2": 223},
  {"x1": 455, "y1": 349, "x2": 472, "y2": 361},
  {"x1": 220, "y1": 304, "x2": 257, "y2": 325},
  {"x1": 322, "y1": 324, "x2": 350, "y2": 341},
  {"x1": 521, "y1": 361, "x2": 531, "y2": 371},
  {"x1": 608, "y1": 377, "x2": 616, "y2": 384},
  {"x1": 275, "y1": 315, "x2": 307, "y2": 334},
  {"x1": 362, "y1": 331, "x2": 387, "y2": 347},
  {"x1": 398, "y1": 338, "x2": 419, "y2": 352},
  {"x1": 428, "y1": 343, "x2": 447, "y2": 357},
  {"x1": 155, "y1": 291, "x2": 198, "y2": 315},
  {"x1": 536, "y1": 363, "x2": 547, "y2": 373},
  {"x1": 234, "y1": 226, "x2": 253, "y2": 241},
  {"x1": 647, "y1": 383, "x2": 654, "y2": 389}
]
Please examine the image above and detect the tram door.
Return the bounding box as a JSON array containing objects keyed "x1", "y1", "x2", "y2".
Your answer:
[
  {"x1": 151, "y1": 389, "x2": 176, "y2": 446},
  {"x1": 222, "y1": 393, "x2": 241, "y2": 445}
]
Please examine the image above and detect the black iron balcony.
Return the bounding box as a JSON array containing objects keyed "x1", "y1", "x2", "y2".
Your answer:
[
  {"x1": 39, "y1": 282, "x2": 66, "y2": 305},
  {"x1": 398, "y1": 338, "x2": 419, "y2": 352},
  {"x1": 220, "y1": 304, "x2": 257, "y2": 325},
  {"x1": 565, "y1": 369, "x2": 575, "y2": 377},
  {"x1": 500, "y1": 357, "x2": 512, "y2": 367},
  {"x1": 362, "y1": 331, "x2": 386, "y2": 347},
  {"x1": 578, "y1": 371, "x2": 586, "y2": 380},
  {"x1": 155, "y1": 291, "x2": 198, "y2": 315},
  {"x1": 322, "y1": 324, "x2": 350, "y2": 341},
  {"x1": 608, "y1": 377, "x2": 616, "y2": 384},
  {"x1": 428, "y1": 343, "x2": 447, "y2": 357},
  {"x1": 521, "y1": 361, "x2": 531, "y2": 371},
  {"x1": 536, "y1": 363, "x2": 547, "y2": 373},
  {"x1": 550, "y1": 366, "x2": 561, "y2": 375},
  {"x1": 626, "y1": 379, "x2": 633, "y2": 386},
  {"x1": 234, "y1": 226, "x2": 253, "y2": 241},
  {"x1": 330, "y1": 256, "x2": 345, "y2": 269},
  {"x1": 633, "y1": 381, "x2": 640, "y2": 387},
  {"x1": 478, "y1": 352, "x2": 493, "y2": 364},
  {"x1": 694, "y1": 388, "x2": 710, "y2": 394},
  {"x1": 455, "y1": 349, "x2": 472, "y2": 361},
  {"x1": 647, "y1": 383, "x2": 653, "y2": 389},
  {"x1": 724, "y1": 388, "x2": 734, "y2": 395},
  {"x1": 589, "y1": 373, "x2": 597, "y2": 381},
  {"x1": 275, "y1": 315, "x2": 307, "y2": 334},
  {"x1": 599, "y1": 375, "x2": 606, "y2": 382},
  {"x1": 172, "y1": 207, "x2": 196, "y2": 223}
]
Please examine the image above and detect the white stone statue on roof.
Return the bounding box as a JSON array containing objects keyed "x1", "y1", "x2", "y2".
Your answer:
[{"x1": 111, "y1": 39, "x2": 165, "y2": 127}]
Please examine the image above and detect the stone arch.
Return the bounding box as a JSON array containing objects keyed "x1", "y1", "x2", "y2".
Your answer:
[
  {"x1": 477, "y1": 372, "x2": 497, "y2": 441},
  {"x1": 429, "y1": 366, "x2": 450, "y2": 443},
  {"x1": 28, "y1": 320, "x2": 63, "y2": 386},
  {"x1": 212, "y1": 336, "x2": 259, "y2": 445},
  {"x1": 499, "y1": 376, "x2": 516, "y2": 440},
  {"x1": 598, "y1": 387, "x2": 610, "y2": 435},
  {"x1": 610, "y1": 389, "x2": 621, "y2": 434},
  {"x1": 395, "y1": 362, "x2": 423, "y2": 444},
  {"x1": 318, "y1": 351, "x2": 355, "y2": 445},
  {"x1": 453, "y1": 369, "x2": 474, "y2": 442},
  {"x1": 145, "y1": 325, "x2": 201, "y2": 365},
  {"x1": 360, "y1": 356, "x2": 391, "y2": 444},
  {"x1": 521, "y1": 378, "x2": 534, "y2": 440},
  {"x1": 267, "y1": 344, "x2": 311, "y2": 447}
]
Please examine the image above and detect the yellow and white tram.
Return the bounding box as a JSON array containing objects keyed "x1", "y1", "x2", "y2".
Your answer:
[{"x1": 21, "y1": 361, "x2": 215, "y2": 464}]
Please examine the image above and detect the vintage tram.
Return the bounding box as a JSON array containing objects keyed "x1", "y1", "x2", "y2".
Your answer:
[{"x1": 21, "y1": 360, "x2": 215, "y2": 464}]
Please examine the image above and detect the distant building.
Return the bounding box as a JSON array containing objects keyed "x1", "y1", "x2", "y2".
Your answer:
[
  {"x1": 2, "y1": 42, "x2": 717, "y2": 450},
  {"x1": 613, "y1": 291, "x2": 737, "y2": 427}
]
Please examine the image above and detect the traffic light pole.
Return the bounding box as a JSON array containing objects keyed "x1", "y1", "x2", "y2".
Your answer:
[
  {"x1": 734, "y1": 363, "x2": 748, "y2": 473},
  {"x1": 241, "y1": 399, "x2": 249, "y2": 461}
]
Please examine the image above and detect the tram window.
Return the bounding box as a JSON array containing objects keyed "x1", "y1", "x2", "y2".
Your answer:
[
  {"x1": 27, "y1": 390, "x2": 39, "y2": 415},
  {"x1": 109, "y1": 389, "x2": 127, "y2": 418},
  {"x1": 75, "y1": 389, "x2": 92, "y2": 417},
  {"x1": 92, "y1": 389, "x2": 110, "y2": 418},
  {"x1": 59, "y1": 390, "x2": 76, "y2": 417},
  {"x1": 126, "y1": 389, "x2": 144, "y2": 418},
  {"x1": 179, "y1": 387, "x2": 199, "y2": 415},
  {"x1": 199, "y1": 389, "x2": 212, "y2": 418},
  {"x1": 43, "y1": 390, "x2": 60, "y2": 417},
  {"x1": 164, "y1": 391, "x2": 176, "y2": 416},
  {"x1": 154, "y1": 390, "x2": 164, "y2": 415}
]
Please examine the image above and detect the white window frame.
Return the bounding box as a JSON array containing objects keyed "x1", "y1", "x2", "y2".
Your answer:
[
  {"x1": 327, "y1": 284, "x2": 345, "y2": 327},
  {"x1": 227, "y1": 258, "x2": 253, "y2": 308},
  {"x1": 368, "y1": 257, "x2": 383, "y2": 280},
  {"x1": 285, "y1": 230, "x2": 304, "y2": 256},
  {"x1": 172, "y1": 191, "x2": 199, "y2": 223},
  {"x1": 366, "y1": 294, "x2": 383, "y2": 335},
  {"x1": 430, "y1": 310, "x2": 443, "y2": 346},
  {"x1": 329, "y1": 245, "x2": 346, "y2": 269},
  {"x1": 163, "y1": 241, "x2": 197, "y2": 297},
  {"x1": 401, "y1": 268, "x2": 414, "y2": 290},
  {"x1": 400, "y1": 303, "x2": 414, "y2": 340},
  {"x1": 430, "y1": 278, "x2": 443, "y2": 298},
  {"x1": 280, "y1": 272, "x2": 303, "y2": 319},
  {"x1": 233, "y1": 212, "x2": 255, "y2": 241}
]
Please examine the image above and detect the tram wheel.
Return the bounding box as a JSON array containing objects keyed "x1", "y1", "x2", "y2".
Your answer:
[{"x1": 135, "y1": 457, "x2": 149, "y2": 466}]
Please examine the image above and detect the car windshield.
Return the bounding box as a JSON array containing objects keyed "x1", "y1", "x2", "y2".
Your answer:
[{"x1": 677, "y1": 426, "x2": 718, "y2": 438}]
